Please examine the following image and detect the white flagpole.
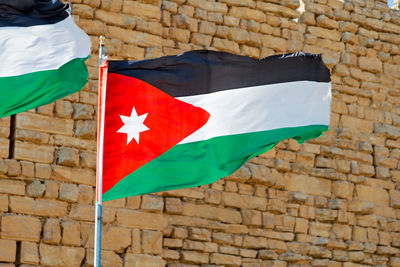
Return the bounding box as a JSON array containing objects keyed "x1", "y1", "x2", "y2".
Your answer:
[{"x1": 94, "y1": 36, "x2": 108, "y2": 267}]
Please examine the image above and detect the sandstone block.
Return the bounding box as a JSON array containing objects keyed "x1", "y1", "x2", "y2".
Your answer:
[
  {"x1": 56, "y1": 147, "x2": 79, "y2": 167},
  {"x1": 52, "y1": 165, "x2": 95, "y2": 186},
  {"x1": 163, "y1": 238, "x2": 183, "y2": 248},
  {"x1": 228, "y1": 27, "x2": 249, "y2": 44},
  {"x1": 55, "y1": 100, "x2": 73, "y2": 118},
  {"x1": 165, "y1": 197, "x2": 182, "y2": 214},
  {"x1": 181, "y1": 251, "x2": 209, "y2": 264},
  {"x1": 39, "y1": 244, "x2": 85, "y2": 267},
  {"x1": 191, "y1": 33, "x2": 212, "y2": 46},
  {"x1": 75, "y1": 120, "x2": 96, "y2": 139},
  {"x1": 210, "y1": 253, "x2": 241, "y2": 266},
  {"x1": 182, "y1": 203, "x2": 242, "y2": 224},
  {"x1": 35, "y1": 163, "x2": 52, "y2": 179},
  {"x1": 0, "y1": 179, "x2": 25, "y2": 195},
  {"x1": 355, "y1": 185, "x2": 389, "y2": 207},
  {"x1": 59, "y1": 183, "x2": 78, "y2": 202},
  {"x1": 285, "y1": 174, "x2": 331, "y2": 197},
  {"x1": 21, "y1": 241, "x2": 39, "y2": 265},
  {"x1": 358, "y1": 56, "x2": 382, "y2": 73},
  {"x1": 16, "y1": 112, "x2": 73, "y2": 135},
  {"x1": 0, "y1": 239, "x2": 16, "y2": 262},
  {"x1": 357, "y1": 214, "x2": 378, "y2": 228},
  {"x1": 188, "y1": 0, "x2": 227, "y2": 13},
  {"x1": 72, "y1": 4, "x2": 93, "y2": 18},
  {"x1": 109, "y1": 28, "x2": 164, "y2": 48},
  {"x1": 21, "y1": 161, "x2": 34, "y2": 177},
  {"x1": 79, "y1": 151, "x2": 96, "y2": 169},
  {"x1": 188, "y1": 227, "x2": 211, "y2": 241},
  {"x1": 261, "y1": 36, "x2": 287, "y2": 52},
  {"x1": 391, "y1": 190, "x2": 400, "y2": 208},
  {"x1": 340, "y1": 115, "x2": 373, "y2": 133},
  {"x1": 14, "y1": 141, "x2": 54, "y2": 164},
  {"x1": 0, "y1": 194, "x2": 7, "y2": 212},
  {"x1": 347, "y1": 200, "x2": 374, "y2": 214},
  {"x1": 95, "y1": 9, "x2": 135, "y2": 28},
  {"x1": 309, "y1": 222, "x2": 331, "y2": 237},
  {"x1": 1, "y1": 215, "x2": 41, "y2": 242},
  {"x1": 294, "y1": 218, "x2": 308, "y2": 233},
  {"x1": 10, "y1": 196, "x2": 67, "y2": 217},
  {"x1": 169, "y1": 27, "x2": 190, "y2": 43},
  {"x1": 123, "y1": 254, "x2": 165, "y2": 267},
  {"x1": 100, "y1": 0, "x2": 123, "y2": 11},
  {"x1": 44, "y1": 180, "x2": 59, "y2": 199},
  {"x1": 123, "y1": 1, "x2": 161, "y2": 20},
  {"x1": 229, "y1": 7, "x2": 266, "y2": 22},
  {"x1": 332, "y1": 181, "x2": 354, "y2": 199},
  {"x1": 212, "y1": 37, "x2": 240, "y2": 54},
  {"x1": 242, "y1": 209, "x2": 262, "y2": 226},
  {"x1": 141, "y1": 195, "x2": 164, "y2": 212},
  {"x1": 43, "y1": 218, "x2": 61, "y2": 244},
  {"x1": 61, "y1": 221, "x2": 81, "y2": 246},
  {"x1": 247, "y1": 163, "x2": 275, "y2": 186},
  {"x1": 332, "y1": 224, "x2": 352, "y2": 240},
  {"x1": 316, "y1": 14, "x2": 339, "y2": 29},
  {"x1": 243, "y1": 236, "x2": 267, "y2": 249},
  {"x1": 172, "y1": 14, "x2": 198, "y2": 32},
  {"x1": 102, "y1": 226, "x2": 131, "y2": 253},
  {"x1": 117, "y1": 209, "x2": 167, "y2": 230},
  {"x1": 308, "y1": 26, "x2": 341, "y2": 41}
]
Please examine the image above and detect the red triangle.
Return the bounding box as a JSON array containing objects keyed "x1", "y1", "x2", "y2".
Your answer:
[{"x1": 102, "y1": 73, "x2": 210, "y2": 194}]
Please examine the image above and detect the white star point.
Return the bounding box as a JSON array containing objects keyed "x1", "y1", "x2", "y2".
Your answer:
[{"x1": 117, "y1": 106, "x2": 149, "y2": 145}]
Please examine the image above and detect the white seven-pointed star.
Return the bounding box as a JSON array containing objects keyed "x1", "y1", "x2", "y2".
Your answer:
[{"x1": 117, "y1": 106, "x2": 149, "y2": 145}]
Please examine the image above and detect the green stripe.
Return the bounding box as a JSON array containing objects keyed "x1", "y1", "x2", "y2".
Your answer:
[
  {"x1": 103, "y1": 124, "x2": 328, "y2": 201},
  {"x1": 0, "y1": 57, "x2": 89, "y2": 118}
]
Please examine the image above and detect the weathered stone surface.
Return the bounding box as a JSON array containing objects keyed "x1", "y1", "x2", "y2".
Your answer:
[
  {"x1": 10, "y1": 196, "x2": 68, "y2": 217},
  {"x1": 285, "y1": 174, "x2": 331, "y2": 197},
  {"x1": 17, "y1": 113, "x2": 73, "y2": 135},
  {"x1": 39, "y1": 244, "x2": 85, "y2": 267},
  {"x1": 43, "y1": 218, "x2": 61, "y2": 244},
  {"x1": 182, "y1": 203, "x2": 242, "y2": 224},
  {"x1": 102, "y1": 226, "x2": 131, "y2": 252},
  {"x1": 52, "y1": 165, "x2": 95, "y2": 186},
  {"x1": 14, "y1": 141, "x2": 54, "y2": 164},
  {"x1": 123, "y1": 254, "x2": 165, "y2": 267},
  {"x1": 21, "y1": 241, "x2": 39, "y2": 265},
  {"x1": 355, "y1": 185, "x2": 389, "y2": 207},
  {"x1": 0, "y1": 239, "x2": 16, "y2": 262},
  {"x1": 117, "y1": 209, "x2": 167, "y2": 230},
  {"x1": 1, "y1": 215, "x2": 42, "y2": 242},
  {"x1": 0, "y1": 179, "x2": 25, "y2": 195}
]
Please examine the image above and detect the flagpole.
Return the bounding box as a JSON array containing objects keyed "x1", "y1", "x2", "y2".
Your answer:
[{"x1": 94, "y1": 35, "x2": 108, "y2": 267}]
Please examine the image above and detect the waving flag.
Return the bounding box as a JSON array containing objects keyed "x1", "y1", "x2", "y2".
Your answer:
[
  {"x1": 101, "y1": 51, "x2": 331, "y2": 201},
  {"x1": 0, "y1": 0, "x2": 91, "y2": 118}
]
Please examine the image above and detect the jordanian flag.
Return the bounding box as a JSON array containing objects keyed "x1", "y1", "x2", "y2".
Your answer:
[
  {"x1": 102, "y1": 51, "x2": 331, "y2": 201},
  {"x1": 0, "y1": 0, "x2": 91, "y2": 118}
]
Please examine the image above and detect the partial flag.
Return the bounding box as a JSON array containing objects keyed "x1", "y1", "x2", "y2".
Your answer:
[
  {"x1": 101, "y1": 50, "x2": 331, "y2": 201},
  {"x1": 0, "y1": 0, "x2": 91, "y2": 118}
]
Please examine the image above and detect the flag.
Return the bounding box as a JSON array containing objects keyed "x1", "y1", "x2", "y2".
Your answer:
[
  {"x1": 102, "y1": 50, "x2": 331, "y2": 201},
  {"x1": 0, "y1": 0, "x2": 91, "y2": 118}
]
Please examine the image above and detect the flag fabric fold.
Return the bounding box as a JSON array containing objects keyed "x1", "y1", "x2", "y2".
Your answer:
[
  {"x1": 0, "y1": 0, "x2": 91, "y2": 118},
  {"x1": 102, "y1": 50, "x2": 331, "y2": 201}
]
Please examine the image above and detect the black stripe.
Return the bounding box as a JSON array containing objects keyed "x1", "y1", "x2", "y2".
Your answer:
[
  {"x1": 0, "y1": 0, "x2": 69, "y2": 27},
  {"x1": 108, "y1": 50, "x2": 331, "y2": 98}
]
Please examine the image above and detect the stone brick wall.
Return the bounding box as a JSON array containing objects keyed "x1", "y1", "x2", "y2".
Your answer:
[{"x1": 0, "y1": 0, "x2": 400, "y2": 266}]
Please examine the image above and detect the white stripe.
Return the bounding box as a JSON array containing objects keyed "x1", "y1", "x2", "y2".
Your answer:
[
  {"x1": 178, "y1": 81, "x2": 331, "y2": 144},
  {"x1": 0, "y1": 16, "x2": 91, "y2": 77}
]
